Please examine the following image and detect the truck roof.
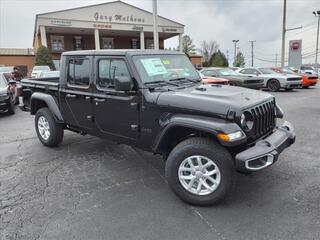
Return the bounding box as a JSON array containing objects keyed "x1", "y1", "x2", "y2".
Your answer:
[{"x1": 62, "y1": 49, "x2": 185, "y2": 56}]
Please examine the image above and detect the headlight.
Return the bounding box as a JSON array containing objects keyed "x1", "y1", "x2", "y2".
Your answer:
[
  {"x1": 241, "y1": 112, "x2": 254, "y2": 131},
  {"x1": 217, "y1": 131, "x2": 243, "y2": 142}
]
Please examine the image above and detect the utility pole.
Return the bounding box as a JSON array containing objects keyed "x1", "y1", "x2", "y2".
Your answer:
[
  {"x1": 232, "y1": 40, "x2": 239, "y2": 67},
  {"x1": 281, "y1": 0, "x2": 287, "y2": 67},
  {"x1": 152, "y1": 0, "x2": 159, "y2": 50},
  {"x1": 281, "y1": 0, "x2": 302, "y2": 67},
  {"x1": 226, "y1": 50, "x2": 230, "y2": 64},
  {"x1": 313, "y1": 10, "x2": 320, "y2": 72},
  {"x1": 249, "y1": 40, "x2": 256, "y2": 67}
]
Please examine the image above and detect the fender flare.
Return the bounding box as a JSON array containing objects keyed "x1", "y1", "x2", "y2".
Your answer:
[
  {"x1": 30, "y1": 92, "x2": 63, "y2": 122},
  {"x1": 152, "y1": 114, "x2": 246, "y2": 152}
]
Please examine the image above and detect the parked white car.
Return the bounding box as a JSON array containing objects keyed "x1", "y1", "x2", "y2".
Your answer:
[
  {"x1": 300, "y1": 66, "x2": 317, "y2": 75},
  {"x1": 238, "y1": 67, "x2": 302, "y2": 91},
  {"x1": 31, "y1": 66, "x2": 50, "y2": 78}
]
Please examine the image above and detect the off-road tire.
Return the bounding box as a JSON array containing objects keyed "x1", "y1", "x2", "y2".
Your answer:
[
  {"x1": 35, "y1": 108, "x2": 64, "y2": 147},
  {"x1": 267, "y1": 79, "x2": 281, "y2": 92},
  {"x1": 165, "y1": 137, "x2": 235, "y2": 206}
]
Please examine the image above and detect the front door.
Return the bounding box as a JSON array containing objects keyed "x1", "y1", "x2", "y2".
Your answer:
[
  {"x1": 59, "y1": 56, "x2": 94, "y2": 131},
  {"x1": 92, "y1": 57, "x2": 139, "y2": 142}
]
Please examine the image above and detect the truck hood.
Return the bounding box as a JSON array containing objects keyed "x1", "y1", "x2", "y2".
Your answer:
[{"x1": 156, "y1": 84, "x2": 274, "y2": 118}]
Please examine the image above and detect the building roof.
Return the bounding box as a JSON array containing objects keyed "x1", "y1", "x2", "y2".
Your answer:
[
  {"x1": 36, "y1": 0, "x2": 184, "y2": 27},
  {"x1": 33, "y1": 0, "x2": 184, "y2": 46},
  {"x1": 0, "y1": 48, "x2": 35, "y2": 56}
]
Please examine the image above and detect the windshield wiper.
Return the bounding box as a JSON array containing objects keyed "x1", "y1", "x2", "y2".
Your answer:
[
  {"x1": 145, "y1": 80, "x2": 179, "y2": 87},
  {"x1": 169, "y1": 77, "x2": 201, "y2": 83}
]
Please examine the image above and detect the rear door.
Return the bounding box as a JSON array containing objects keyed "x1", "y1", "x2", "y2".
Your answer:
[
  {"x1": 92, "y1": 56, "x2": 139, "y2": 142},
  {"x1": 59, "y1": 56, "x2": 95, "y2": 131}
]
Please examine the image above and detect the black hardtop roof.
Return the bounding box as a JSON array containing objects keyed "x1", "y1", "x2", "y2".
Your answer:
[{"x1": 62, "y1": 49, "x2": 185, "y2": 57}]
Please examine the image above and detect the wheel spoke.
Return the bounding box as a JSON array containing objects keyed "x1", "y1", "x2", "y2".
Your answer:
[
  {"x1": 179, "y1": 167, "x2": 192, "y2": 172},
  {"x1": 206, "y1": 176, "x2": 218, "y2": 185},
  {"x1": 187, "y1": 158, "x2": 195, "y2": 170},
  {"x1": 205, "y1": 169, "x2": 218, "y2": 176},
  {"x1": 180, "y1": 175, "x2": 194, "y2": 180},
  {"x1": 196, "y1": 156, "x2": 202, "y2": 167},
  {"x1": 201, "y1": 180, "x2": 214, "y2": 191},
  {"x1": 196, "y1": 179, "x2": 203, "y2": 193},
  {"x1": 187, "y1": 177, "x2": 196, "y2": 190}
]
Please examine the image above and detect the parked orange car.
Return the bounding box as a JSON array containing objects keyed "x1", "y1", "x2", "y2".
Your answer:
[
  {"x1": 272, "y1": 67, "x2": 318, "y2": 88},
  {"x1": 199, "y1": 73, "x2": 230, "y2": 85}
]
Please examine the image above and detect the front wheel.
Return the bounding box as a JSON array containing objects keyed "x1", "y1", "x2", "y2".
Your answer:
[
  {"x1": 35, "y1": 108, "x2": 64, "y2": 147},
  {"x1": 267, "y1": 79, "x2": 280, "y2": 92},
  {"x1": 165, "y1": 138, "x2": 235, "y2": 206}
]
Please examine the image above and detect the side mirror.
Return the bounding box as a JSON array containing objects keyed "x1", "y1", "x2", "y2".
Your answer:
[
  {"x1": 114, "y1": 76, "x2": 132, "y2": 92},
  {"x1": 9, "y1": 80, "x2": 16, "y2": 85}
]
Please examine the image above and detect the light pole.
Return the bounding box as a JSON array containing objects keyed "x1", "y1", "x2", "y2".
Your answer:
[
  {"x1": 313, "y1": 10, "x2": 320, "y2": 72},
  {"x1": 232, "y1": 40, "x2": 239, "y2": 67}
]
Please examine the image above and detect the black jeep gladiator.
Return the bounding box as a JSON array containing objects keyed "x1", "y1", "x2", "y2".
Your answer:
[{"x1": 21, "y1": 50, "x2": 295, "y2": 205}]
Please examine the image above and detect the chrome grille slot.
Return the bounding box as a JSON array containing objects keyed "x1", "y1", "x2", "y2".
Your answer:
[{"x1": 246, "y1": 100, "x2": 276, "y2": 142}]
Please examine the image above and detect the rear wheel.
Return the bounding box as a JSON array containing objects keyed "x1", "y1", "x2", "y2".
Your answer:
[
  {"x1": 165, "y1": 138, "x2": 235, "y2": 206},
  {"x1": 267, "y1": 79, "x2": 280, "y2": 92},
  {"x1": 7, "y1": 97, "x2": 15, "y2": 115},
  {"x1": 35, "y1": 108, "x2": 64, "y2": 147}
]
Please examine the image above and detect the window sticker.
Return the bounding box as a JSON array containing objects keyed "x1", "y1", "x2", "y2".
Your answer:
[
  {"x1": 141, "y1": 58, "x2": 168, "y2": 76},
  {"x1": 162, "y1": 59, "x2": 171, "y2": 65}
]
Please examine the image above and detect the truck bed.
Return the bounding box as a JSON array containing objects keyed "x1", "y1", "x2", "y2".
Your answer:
[{"x1": 21, "y1": 77, "x2": 59, "y2": 91}]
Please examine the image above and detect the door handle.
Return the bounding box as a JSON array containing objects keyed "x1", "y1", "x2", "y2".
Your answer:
[
  {"x1": 66, "y1": 94, "x2": 77, "y2": 98},
  {"x1": 94, "y1": 98, "x2": 105, "y2": 103}
]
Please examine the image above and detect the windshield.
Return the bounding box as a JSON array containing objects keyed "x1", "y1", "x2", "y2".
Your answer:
[
  {"x1": 216, "y1": 68, "x2": 238, "y2": 76},
  {"x1": 281, "y1": 68, "x2": 295, "y2": 74},
  {"x1": 133, "y1": 54, "x2": 200, "y2": 84},
  {"x1": 258, "y1": 68, "x2": 276, "y2": 74},
  {"x1": 0, "y1": 67, "x2": 13, "y2": 73},
  {"x1": 33, "y1": 66, "x2": 50, "y2": 71},
  {"x1": 0, "y1": 75, "x2": 7, "y2": 88}
]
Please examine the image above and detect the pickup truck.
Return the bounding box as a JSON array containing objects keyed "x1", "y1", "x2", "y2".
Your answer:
[{"x1": 20, "y1": 50, "x2": 296, "y2": 206}]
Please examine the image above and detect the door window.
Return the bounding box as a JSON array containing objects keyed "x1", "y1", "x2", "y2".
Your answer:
[
  {"x1": 67, "y1": 58, "x2": 90, "y2": 87},
  {"x1": 97, "y1": 59, "x2": 130, "y2": 89}
]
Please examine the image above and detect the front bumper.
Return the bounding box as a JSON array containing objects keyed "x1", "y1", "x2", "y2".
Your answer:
[
  {"x1": 235, "y1": 121, "x2": 295, "y2": 173},
  {"x1": 0, "y1": 97, "x2": 10, "y2": 112},
  {"x1": 283, "y1": 81, "x2": 302, "y2": 89}
]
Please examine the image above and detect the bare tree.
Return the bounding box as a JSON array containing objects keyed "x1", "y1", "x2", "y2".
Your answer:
[{"x1": 199, "y1": 40, "x2": 219, "y2": 65}]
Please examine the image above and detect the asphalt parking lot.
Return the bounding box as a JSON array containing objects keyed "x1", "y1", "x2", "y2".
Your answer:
[{"x1": 0, "y1": 86, "x2": 319, "y2": 240}]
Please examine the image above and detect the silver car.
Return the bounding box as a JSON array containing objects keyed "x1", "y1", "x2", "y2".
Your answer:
[{"x1": 238, "y1": 67, "x2": 302, "y2": 91}]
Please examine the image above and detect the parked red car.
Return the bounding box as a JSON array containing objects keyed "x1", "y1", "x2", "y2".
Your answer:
[
  {"x1": 272, "y1": 67, "x2": 318, "y2": 88},
  {"x1": 199, "y1": 73, "x2": 230, "y2": 85}
]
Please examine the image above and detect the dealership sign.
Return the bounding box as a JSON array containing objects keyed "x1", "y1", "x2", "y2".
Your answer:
[
  {"x1": 94, "y1": 12, "x2": 145, "y2": 23},
  {"x1": 288, "y1": 40, "x2": 302, "y2": 68}
]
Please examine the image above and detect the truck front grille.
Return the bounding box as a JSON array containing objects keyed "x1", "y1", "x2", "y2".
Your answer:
[{"x1": 247, "y1": 100, "x2": 276, "y2": 142}]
